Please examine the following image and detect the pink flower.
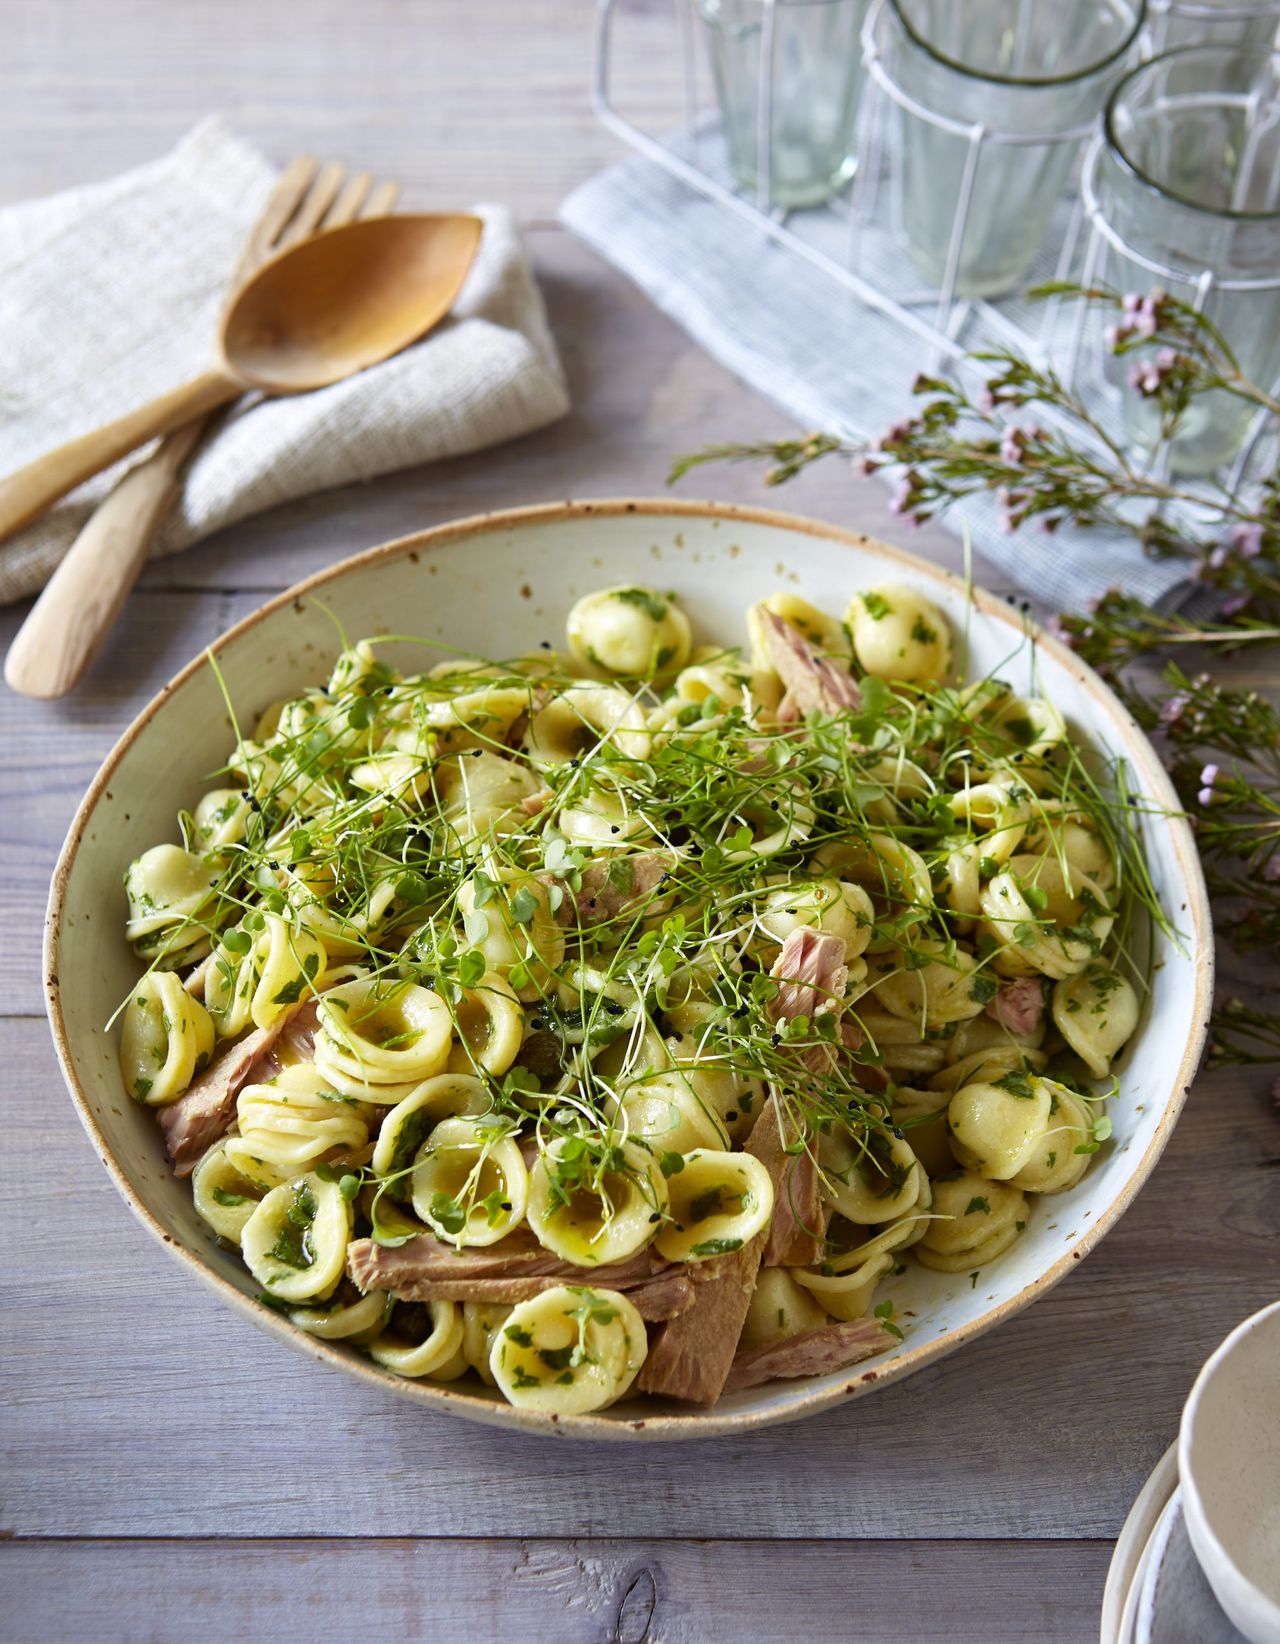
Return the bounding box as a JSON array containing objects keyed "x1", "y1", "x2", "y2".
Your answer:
[
  {"x1": 853, "y1": 455, "x2": 877, "y2": 477},
  {"x1": 1229, "y1": 522, "x2": 1263, "y2": 559},
  {"x1": 1127, "y1": 356, "x2": 1169, "y2": 395},
  {"x1": 1122, "y1": 292, "x2": 1145, "y2": 318},
  {"x1": 977, "y1": 388, "x2": 997, "y2": 414},
  {"x1": 999, "y1": 428, "x2": 1024, "y2": 465},
  {"x1": 1209, "y1": 545, "x2": 1229, "y2": 569},
  {"x1": 888, "y1": 478, "x2": 914, "y2": 515},
  {"x1": 1222, "y1": 592, "x2": 1251, "y2": 617},
  {"x1": 995, "y1": 487, "x2": 1017, "y2": 535},
  {"x1": 1197, "y1": 763, "x2": 1220, "y2": 807},
  {"x1": 1160, "y1": 693, "x2": 1190, "y2": 727},
  {"x1": 1104, "y1": 323, "x2": 1124, "y2": 353}
]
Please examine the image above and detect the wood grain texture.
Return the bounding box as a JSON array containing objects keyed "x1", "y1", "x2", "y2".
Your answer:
[{"x1": 0, "y1": 1539, "x2": 1111, "y2": 1643}]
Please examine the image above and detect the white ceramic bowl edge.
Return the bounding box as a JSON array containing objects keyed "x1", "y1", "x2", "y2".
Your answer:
[{"x1": 1179, "y1": 1298, "x2": 1280, "y2": 1644}]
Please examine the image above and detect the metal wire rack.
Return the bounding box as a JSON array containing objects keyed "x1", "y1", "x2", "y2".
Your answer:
[{"x1": 592, "y1": 0, "x2": 1279, "y2": 493}]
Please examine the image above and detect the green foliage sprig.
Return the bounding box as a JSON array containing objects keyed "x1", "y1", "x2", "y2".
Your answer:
[{"x1": 672, "y1": 284, "x2": 1280, "y2": 1069}]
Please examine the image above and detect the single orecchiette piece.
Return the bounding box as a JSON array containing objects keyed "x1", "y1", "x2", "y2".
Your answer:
[
  {"x1": 431, "y1": 749, "x2": 542, "y2": 845},
  {"x1": 527, "y1": 1138, "x2": 667, "y2": 1266},
  {"x1": 225, "y1": 1064, "x2": 370, "y2": 1189},
  {"x1": 979, "y1": 855, "x2": 1115, "y2": 980},
  {"x1": 119, "y1": 971, "x2": 215, "y2": 1104},
  {"x1": 191, "y1": 1140, "x2": 265, "y2": 1243},
  {"x1": 613, "y1": 1059, "x2": 733, "y2": 1154},
  {"x1": 928, "y1": 1043, "x2": 1049, "y2": 1096},
  {"x1": 812, "y1": 833, "x2": 933, "y2": 948},
  {"x1": 189, "y1": 789, "x2": 253, "y2": 858},
  {"x1": 819, "y1": 1126, "x2": 928, "y2": 1225},
  {"x1": 371, "y1": 1072, "x2": 491, "y2": 1190},
  {"x1": 793, "y1": 1248, "x2": 896, "y2": 1322},
  {"x1": 654, "y1": 1148, "x2": 773, "y2": 1262},
  {"x1": 740, "y1": 1269, "x2": 831, "y2": 1351},
  {"x1": 369, "y1": 1299, "x2": 465, "y2": 1378},
  {"x1": 846, "y1": 584, "x2": 952, "y2": 683},
  {"x1": 567, "y1": 585, "x2": 692, "y2": 678},
  {"x1": 914, "y1": 1171, "x2": 1028, "y2": 1273},
  {"x1": 758, "y1": 877, "x2": 874, "y2": 959},
  {"x1": 1007, "y1": 1081, "x2": 1095, "y2": 1195},
  {"x1": 314, "y1": 978, "x2": 453, "y2": 1101},
  {"x1": 410, "y1": 1114, "x2": 529, "y2": 1247},
  {"x1": 947, "y1": 775, "x2": 1032, "y2": 865},
  {"x1": 290, "y1": 1290, "x2": 390, "y2": 1342},
  {"x1": 866, "y1": 944, "x2": 986, "y2": 1029},
  {"x1": 461, "y1": 1300, "x2": 513, "y2": 1387},
  {"x1": 240, "y1": 1173, "x2": 354, "y2": 1303},
  {"x1": 125, "y1": 843, "x2": 221, "y2": 963},
  {"x1": 1020, "y1": 806, "x2": 1117, "y2": 890},
  {"x1": 489, "y1": 1284, "x2": 647, "y2": 1414},
  {"x1": 525, "y1": 682, "x2": 651, "y2": 765},
  {"x1": 947, "y1": 1074, "x2": 1054, "y2": 1180},
  {"x1": 1052, "y1": 966, "x2": 1140, "y2": 1077},
  {"x1": 445, "y1": 970, "x2": 524, "y2": 1077}
]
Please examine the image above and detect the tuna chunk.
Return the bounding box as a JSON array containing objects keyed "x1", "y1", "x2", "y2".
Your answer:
[
  {"x1": 355, "y1": 1268, "x2": 693, "y2": 1322},
  {"x1": 724, "y1": 1316, "x2": 895, "y2": 1392},
  {"x1": 759, "y1": 609, "x2": 861, "y2": 723},
  {"x1": 635, "y1": 1230, "x2": 767, "y2": 1404},
  {"x1": 347, "y1": 1229, "x2": 661, "y2": 1293},
  {"x1": 745, "y1": 926, "x2": 851, "y2": 1267},
  {"x1": 770, "y1": 926, "x2": 848, "y2": 1037},
  {"x1": 745, "y1": 1099, "x2": 825, "y2": 1269},
  {"x1": 554, "y1": 851, "x2": 676, "y2": 930},
  {"x1": 985, "y1": 976, "x2": 1046, "y2": 1037},
  {"x1": 157, "y1": 1010, "x2": 296, "y2": 1175}
]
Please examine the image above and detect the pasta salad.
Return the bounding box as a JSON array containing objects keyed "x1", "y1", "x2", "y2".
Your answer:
[{"x1": 117, "y1": 579, "x2": 1151, "y2": 1411}]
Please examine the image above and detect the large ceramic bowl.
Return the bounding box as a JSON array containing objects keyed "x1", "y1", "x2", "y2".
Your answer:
[{"x1": 46, "y1": 500, "x2": 1212, "y2": 1439}]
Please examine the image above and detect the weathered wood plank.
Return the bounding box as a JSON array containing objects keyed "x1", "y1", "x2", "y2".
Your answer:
[
  {"x1": 2, "y1": 1016, "x2": 1275, "y2": 1540},
  {"x1": 0, "y1": 1, "x2": 679, "y2": 220},
  {"x1": 0, "y1": 1537, "x2": 1110, "y2": 1644}
]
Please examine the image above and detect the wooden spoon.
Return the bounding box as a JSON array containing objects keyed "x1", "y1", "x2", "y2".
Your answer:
[{"x1": 0, "y1": 212, "x2": 483, "y2": 542}]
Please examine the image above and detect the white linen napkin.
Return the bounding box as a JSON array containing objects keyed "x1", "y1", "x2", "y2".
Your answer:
[{"x1": 0, "y1": 118, "x2": 570, "y2": 605}]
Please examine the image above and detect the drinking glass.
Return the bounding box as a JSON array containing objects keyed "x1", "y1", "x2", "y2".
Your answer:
[
  {"x1": 883, "y1": 0, "x2": 1145, "y2": 297},
  {"x1": 698, "y1": 0, "x2": 871, "y2": 208},
  {"x1": 1094, "y1": 45, "x2": 1280, "y2": 474},
  {"x1": 1148, "y1": 0, "x2": 1280, "y2": 51}
]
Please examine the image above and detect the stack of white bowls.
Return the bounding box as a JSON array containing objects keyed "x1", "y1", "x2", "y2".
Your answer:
[{"x1": 1102, "y1": 1301, "x2": 1280, "y2": 1644}]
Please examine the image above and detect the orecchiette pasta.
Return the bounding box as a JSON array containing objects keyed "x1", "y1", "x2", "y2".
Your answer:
[
  {"x1": 240, "y1": 1173, "x2": 354, "y2": 1303},
  {"x1": 119, "y1": 971, "x2": 215, "y2": 1104},
  {"x1": 568, "y1": 585, "x2": 693, "y2": 678},
  {"x1": 846, "y1": 584, "x2": 952, "y2": 683},
  {"x1": 1052, "y1": 967, "x2": 1140, "y2": 1077},
  {"x1": 490, "y1": 1285, "x2": 647, "y2": 1414},
  {"x1": 117, "y1": 578, "x2": 1151, "y2": 1411}
]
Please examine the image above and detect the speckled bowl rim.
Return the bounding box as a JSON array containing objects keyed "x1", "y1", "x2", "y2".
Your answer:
[{"x1": 44, "y1": 497, "x2": 1214, "y2": 1441}]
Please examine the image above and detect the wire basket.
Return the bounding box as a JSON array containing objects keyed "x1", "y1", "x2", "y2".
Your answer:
[{"x1": 593, "y1": 0, "x2": 1279, "y2": 495}]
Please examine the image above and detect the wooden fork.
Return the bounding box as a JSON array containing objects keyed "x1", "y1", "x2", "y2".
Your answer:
[{"x1": 4, "y1": 160, "x2": 402, "y2": 700}]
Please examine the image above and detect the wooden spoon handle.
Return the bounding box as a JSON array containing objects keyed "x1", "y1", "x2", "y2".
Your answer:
[
  {"x1": 4, "y1": 421, "x2": 205, "y2": 699},
  {"x1": 0, "y1": 368, "x2": 239, "y2": 543}
]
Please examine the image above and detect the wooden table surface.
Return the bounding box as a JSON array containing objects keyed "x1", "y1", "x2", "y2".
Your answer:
[{"x1": 2, "y1": 5, "x2": 1277, "y2": 1641}]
